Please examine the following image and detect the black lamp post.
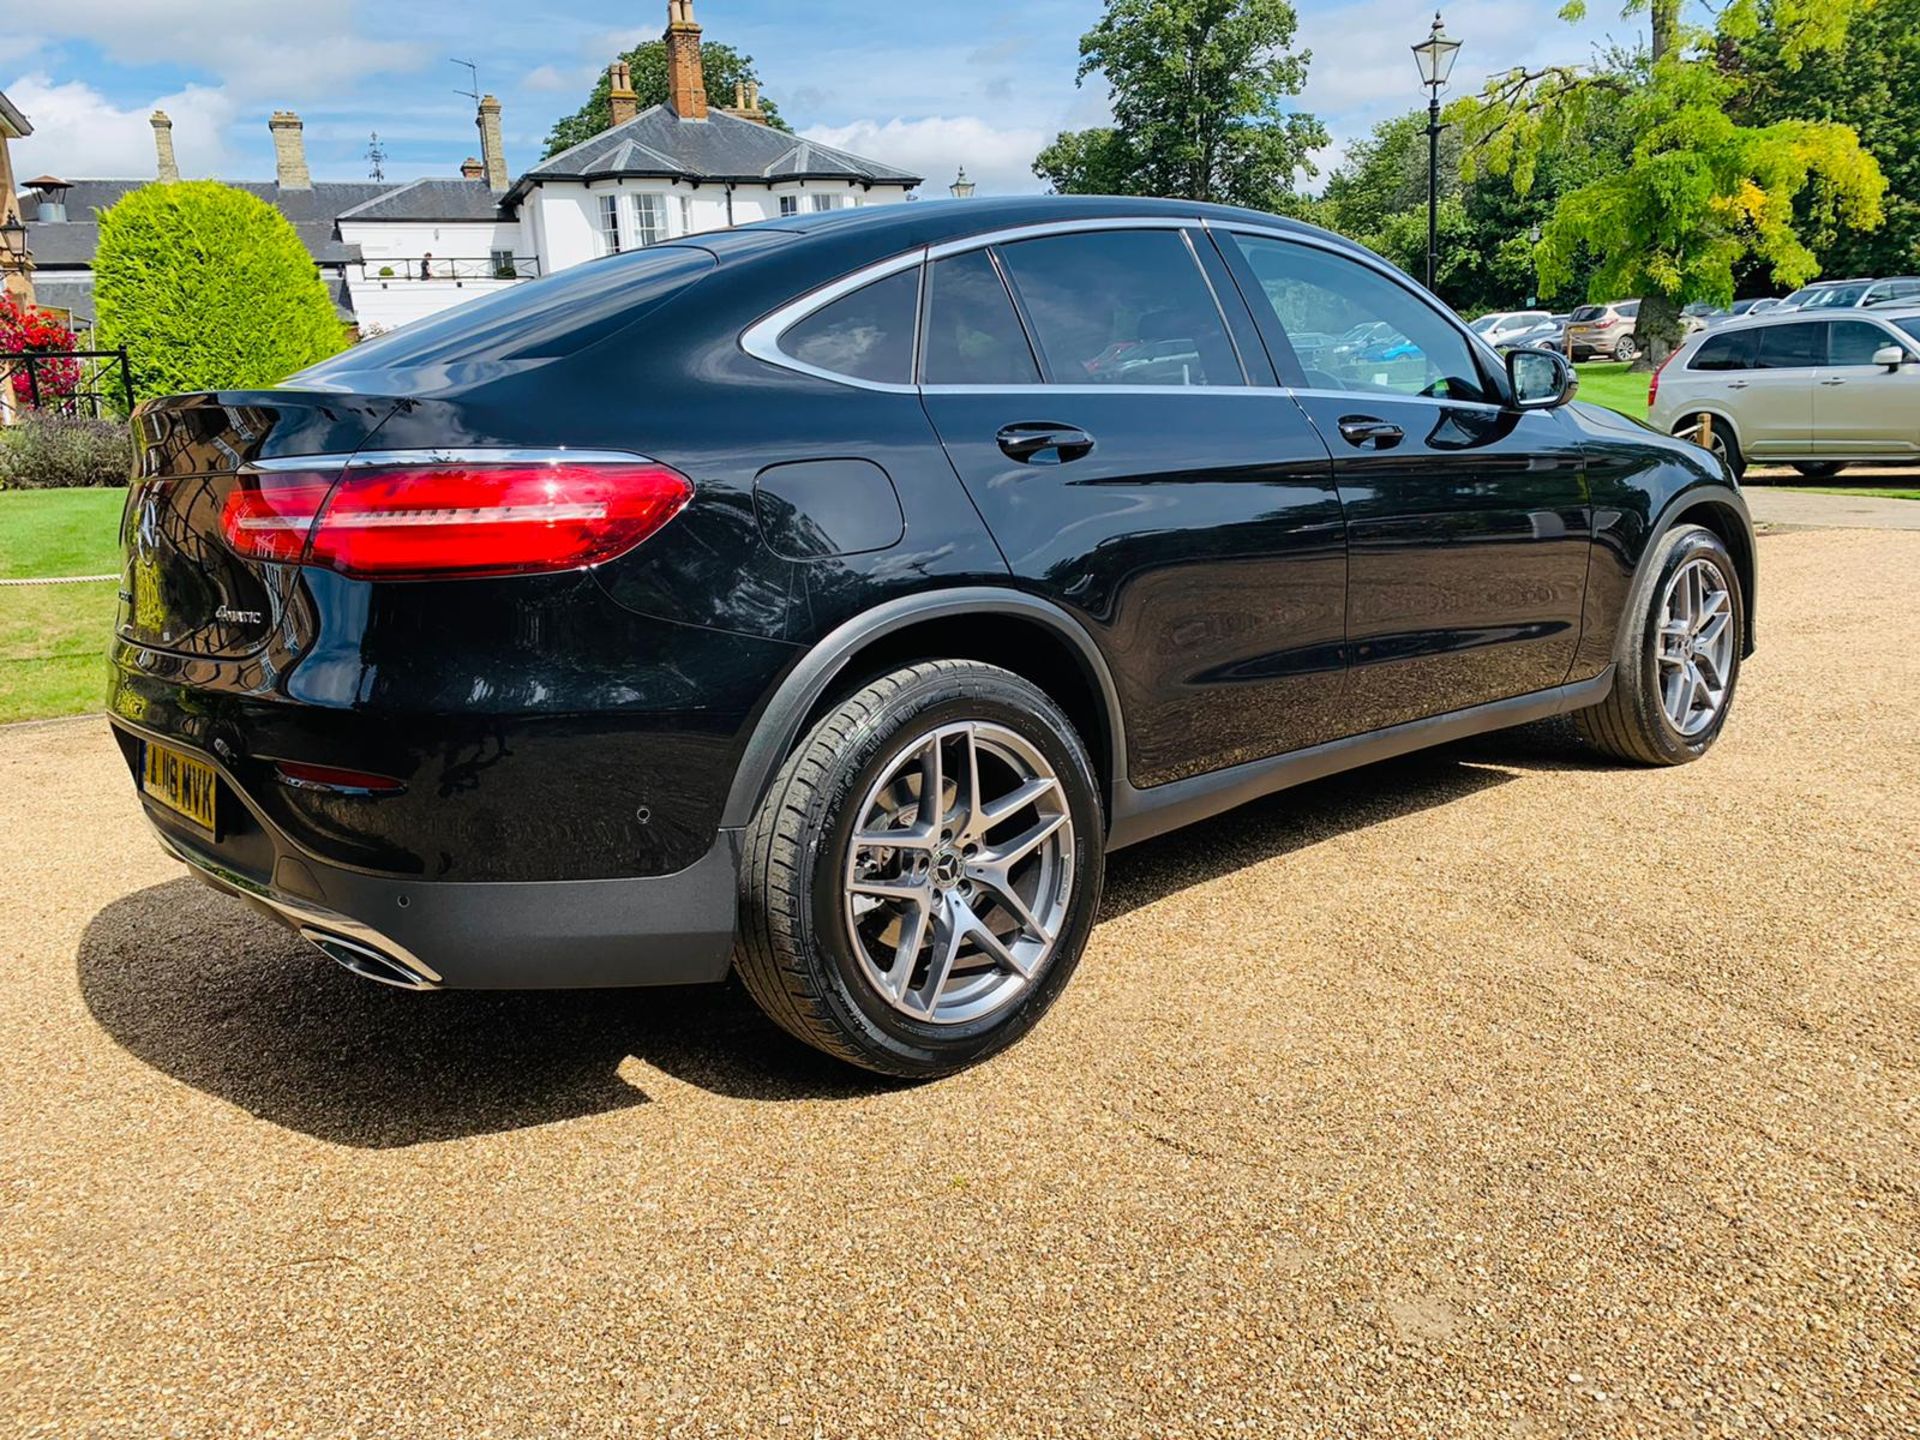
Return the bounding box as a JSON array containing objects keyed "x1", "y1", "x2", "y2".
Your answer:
[{"x1": 1411, "y1": 12, "x2": 1461, "y2": 294}]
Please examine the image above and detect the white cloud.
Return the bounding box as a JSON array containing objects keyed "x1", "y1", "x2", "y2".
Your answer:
[
  {"x1": 11, "y1": 1, "x2": 427, "y2": 101},
  {"x1": 520, "y1": 64, "x2": 574, "y2": 94},
  {"x1": 5, "y1": 72, "x2": 234, "y2": 179},
  {"x1": 803, "y1": 116, "x2": 1051, "y2": 197}
]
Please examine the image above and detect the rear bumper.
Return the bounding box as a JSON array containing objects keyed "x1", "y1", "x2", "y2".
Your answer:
[{"x1": 118, "y1": 720, "x2": 741, "y2": 990}]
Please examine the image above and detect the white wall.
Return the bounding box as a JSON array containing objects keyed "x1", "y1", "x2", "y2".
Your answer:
[{"x1": 337, "y1": 217, "x2": 527, "y2": 269}]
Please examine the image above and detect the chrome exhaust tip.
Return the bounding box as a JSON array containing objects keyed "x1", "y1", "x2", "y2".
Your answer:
[{"x1": 301, "y1": 928, "x2": 440, "y2": 991}]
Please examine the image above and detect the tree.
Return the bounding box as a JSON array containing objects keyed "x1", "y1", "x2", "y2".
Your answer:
[
  {"x1": 542, "y1": 40, "x2": 789, "y2": 157},
  {"x1": 1320, "y1": 112, "x2": 1465, "y2": 244},
  {"x1": 1733, "y1": 0, "x2": 1920, "y2": 280},
  {"x1": 94, "y1": 182, "x2": 346, "y2": 401},
  {"x1": 1458, "y1": 2, "x2": 1884, "y2": 367},
  {"x1": 1032, "y1": 0, "x2": 1327, "y2": 209}
]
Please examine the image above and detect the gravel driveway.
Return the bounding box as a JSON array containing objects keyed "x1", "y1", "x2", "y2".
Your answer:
[{"x1": 3, "y1": 529, "x2": 1916, "y2": 1438}]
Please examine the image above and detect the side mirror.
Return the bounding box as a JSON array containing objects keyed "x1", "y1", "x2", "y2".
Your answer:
[
  {"x1": 1509, "y1": 347, "x2": 1578, "y2": 410},
  {"x1": 1873, "y1": 344, "x2": 1908, "y2": 371}
]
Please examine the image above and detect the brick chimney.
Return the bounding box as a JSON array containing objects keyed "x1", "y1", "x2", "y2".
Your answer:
[
  {"x1": 722, "y1": 79, "x2": 768, "y2": 125},
  {"x1": 460, "y1": 156, "x2": 485, "y2": 180},
  {"x1": 609, "y1": 60, "x2": 639, "y2": 126},
  {"x1": 150, "y1": 110, "x2": 181, "y2": 182},
  {"x1": 268, "y1": 111, "x2": 311, "y2": 190},
  {"x1": 475, "y1": 94, "x2": 509, "y2": 192},
  {"x1": 665, "y1": 0, "x2": 708, "y2": 120}
]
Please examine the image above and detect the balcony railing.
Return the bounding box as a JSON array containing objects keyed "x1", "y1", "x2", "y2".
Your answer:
[{"x1": 359, "y1": 256, "x2": 541, "y2": 282}]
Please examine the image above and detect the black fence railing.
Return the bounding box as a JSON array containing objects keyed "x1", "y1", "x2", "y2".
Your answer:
[
  {"x1": 360, "y1": 256, "x2": 541, "y2": 282},
  {"x1": 1, "y1": 348, "x2": 135, "y2": 420}
]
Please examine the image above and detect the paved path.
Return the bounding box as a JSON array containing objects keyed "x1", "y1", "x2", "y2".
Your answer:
[
  {"x1": 1742, "y1": 481, "x2": 1920, "y2": 530},
  {"x1": 3, "y1": 530, "x2": 1917, "y2": 1437}
]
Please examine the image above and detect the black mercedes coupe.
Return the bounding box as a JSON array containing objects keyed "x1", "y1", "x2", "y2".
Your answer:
[{"x1": 111, "y1": 197, "x2": 1755, "y2": 1076}]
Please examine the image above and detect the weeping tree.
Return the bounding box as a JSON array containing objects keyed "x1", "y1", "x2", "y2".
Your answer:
[{"x1": 1456, "y1": 0, "x2": 1885, "y2": 368}]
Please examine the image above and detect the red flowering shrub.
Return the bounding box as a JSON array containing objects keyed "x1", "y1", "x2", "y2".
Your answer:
[{"x1": 0, "y1": 294, "x2": 81, "y2": 405}]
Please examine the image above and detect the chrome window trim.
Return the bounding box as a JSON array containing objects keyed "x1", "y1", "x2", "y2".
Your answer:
[
  {"x1": 1283, "y1": 387, "x2": 1508, "y2": 414},
  {"x1": 914, "y1": 383, "x2": 1282, "y2": 398},
  {"x1": 1203, "y1": 218, "x2": 1513, "y2": 406},
  {"x1": 739, "y1": 246, "x2": 928, "y2": 395}
]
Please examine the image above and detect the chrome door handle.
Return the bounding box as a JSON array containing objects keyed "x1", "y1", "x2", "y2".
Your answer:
[
  {"x1": 996, "y1": 423, "x2": 1095, "y2": 463},
  {"x1": 1819, "y1": 378, "x2": 1846, "y2": 387},
  {"x1": 1337, "y1": 417, "x2": 1404, "y2": 449},
  {"x1": 1726, "y1": 380, "x2": 1750, "y2": 389}
]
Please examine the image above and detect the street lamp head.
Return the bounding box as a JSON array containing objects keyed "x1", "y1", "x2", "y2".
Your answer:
[
  {"x1": 1412, "y1": 12, "x2": 1462, "y2": 89},
  {"x1": 0, "y1": 214, "x2": 30, "y2": 268},
  {"x1": 949, "y1": 166, "x2": 975, "y2": 200}
]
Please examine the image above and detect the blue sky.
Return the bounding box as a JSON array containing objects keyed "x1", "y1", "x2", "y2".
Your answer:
[{"x1": 4, "y1": 0, "x2": 1635, "y2": 196}]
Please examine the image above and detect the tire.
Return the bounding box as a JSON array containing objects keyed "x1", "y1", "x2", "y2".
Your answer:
[
  {"x1": 735, "y1": 660, "x2": 1105, "y2": 1078},
  {"x1": 1574, "y1": 524, "x2": 1744, "y2": 766},
  {"x1": 1792, "y1": 461, "x2": 1848, "y2": 479},
  {"x1": 1613, "y1": 334, "x2": 1640, "y2": 362},
  {"x1": 1676, "y1": 415, "x2": 1745, "y2": 481}
]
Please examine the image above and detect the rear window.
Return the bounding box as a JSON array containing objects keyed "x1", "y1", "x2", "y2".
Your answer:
[
  {"x1": 1690, "y1": 330, "x2": 1755, "y2": 371},
  {"x1": 1571, "y1": 306, "x2": 1604, "y2": 322},
  {"x1": 1756, "y1": 323, "x2": 1824, "y2": 368},
  {"x1": 297, "y1": 246, "x2": 717, "y2": 380}
]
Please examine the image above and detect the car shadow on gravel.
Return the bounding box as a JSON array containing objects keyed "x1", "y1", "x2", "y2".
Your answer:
[
  {"x1": 76, "y1": 879, "x2": 879, "y2": 1148},
  {"x1": 77, "y1": 723, "x2": 1593, "y2": 1147}
]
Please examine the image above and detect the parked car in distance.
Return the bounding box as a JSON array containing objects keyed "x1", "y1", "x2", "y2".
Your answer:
[
  {"x1": 110, "y1": 196, "x2": 1756, "y2": 1078},
  {"x1": 1705, "y1": 297, "x2": 1785, "y2": 327},
  {"x1": 1567, "y1": 299, "x2": 1642, "y2": 360},
  {"x1": 1777, "y1": 278, "x2": 1920, "y2": 312},
  {"x1": 1648, "y1": 305, "x2": 1920, "y2": 479},
  {"x1": 1470, "y1": 310, "x2": 1552, "y2": 346},
  {"x1": 1492, "y1": 313, "x2": 1569, "y2": 352}
]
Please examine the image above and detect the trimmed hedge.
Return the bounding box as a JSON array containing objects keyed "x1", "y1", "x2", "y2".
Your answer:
[
  {"x1": 0, "y1": 413, "x2": 134, "y2": 489},
  {"x1": 94, "y1": 181, "x2": 347, "y2": 401}
]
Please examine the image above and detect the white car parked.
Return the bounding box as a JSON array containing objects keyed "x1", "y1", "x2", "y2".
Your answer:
[
  {"x1": 1648, "y1": 307, "x2": 1920, "y2": 478},
  {"x1": 1468, "y1": 310, "x2": 1552, "y2": 346}
]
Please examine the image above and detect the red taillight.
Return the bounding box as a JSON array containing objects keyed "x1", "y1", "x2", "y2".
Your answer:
[
  {"x1": 1647, "y1": 350, "x2": 1676, "y2": 409},
  {"x1": 221, "y1": 457, "x2": 692, "y2": 580}
]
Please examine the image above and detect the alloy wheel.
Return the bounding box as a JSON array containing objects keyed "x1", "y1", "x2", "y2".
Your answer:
[
  {"x1": 1657, "y1": 556, "x2": 1736, "y2": 736},
  {"x1": 843, "y1": 721, "x2": 1075, "y2": 1025}
]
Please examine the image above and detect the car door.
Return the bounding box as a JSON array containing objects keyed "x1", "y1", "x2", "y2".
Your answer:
[
  {"x1": 1216, "y1": 227, "x2": 1592, "y2": 731},
  {"x1": 915, "y1": 223, "x2": 1350, "y2": 788},
  {"x1": 1812, "y1": 319, "x2": 1920, "y2": 457},
  {"x1": 1737, "y1": 322, "x2": 1822, "y2": 458}
]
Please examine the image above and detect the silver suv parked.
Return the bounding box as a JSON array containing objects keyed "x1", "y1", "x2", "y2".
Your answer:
[{"x1": 1648, "y1": 307, "x2": 1920, "y2": 478}]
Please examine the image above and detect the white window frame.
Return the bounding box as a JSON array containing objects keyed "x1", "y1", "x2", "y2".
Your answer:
[
  {"x1": 779, "y1": 195, "x2": 800, "y2": 218},
  {"x1": 630, "y1": 192, "x2": 668, "y2": 248},
  {"x1": 598, "y1": 194, "x2": 622, "y2": 256},
  {"x1": 677, "y1": 195, "x2": 694, "y2": 236},
  {"x1": 811, "y1": 194, "x2": 836, "y2": 214}
]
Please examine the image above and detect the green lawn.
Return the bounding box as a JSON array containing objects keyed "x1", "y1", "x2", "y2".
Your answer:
[
  {"x1": 1573, "y1": 361, "x2": 1650, "y2": 418},
  {"x1": 1783, "y1": 486, "x2": 1920, "y2": 501},
  {"x1": 0, "y1": 488, "x2": 127, "y2": 579},
  {"x1": 0, "y1": 488, "x2": 126, "y2": 723}
]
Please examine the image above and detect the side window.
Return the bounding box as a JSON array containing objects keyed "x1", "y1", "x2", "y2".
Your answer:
[
  {"x1": 1828, "y1": 320, "x2": 1895, "y2": 367},
  {"x1": 1618, "y1": 300, "x2": 1640, "y2": 319},
  {"x1": 922, "y1": 250, "x2": 1041, "y2": 386},
  {"x1": 1226, "y1": 232, "x2": 1492, "y2": 402},
  {"x1": 1756, "y1": 323, "x2": 1823, "y2": 369},
  {"x1": 995, "y1": 229, "x2": 1242, "y2": 387},
  {"x1": 778, "y1": 267, "x2": 919, "y2": 385},
  {"x1": 1690, "y1": 330, "x2": 1756, "y2": 371}
]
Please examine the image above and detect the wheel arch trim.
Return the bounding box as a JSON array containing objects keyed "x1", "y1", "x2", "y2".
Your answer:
[
  {"x1": 1627, "y1": 481, "x2": 1757, "y2": 659},
  {"x1": 720, "y1": 587, "x2": 1129, "y2": 831}
]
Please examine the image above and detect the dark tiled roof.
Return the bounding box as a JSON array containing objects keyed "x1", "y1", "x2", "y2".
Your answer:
[
  {"x1": 18, "y1": 179, "x2": 397, "y2": 268},
  {"x1": 510, "y1": 106, "x2": 921, "y2": 203},
  {"x1": 336, "y1": 178, "x2": 513, "y2": 222}
]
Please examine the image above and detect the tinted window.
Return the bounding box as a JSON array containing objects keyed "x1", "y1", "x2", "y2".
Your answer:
[
  {"x1": 1571, "y1": 305, "x2": 1604, "y2": 322},
  {"x1": 1690, "y1": 330, "x2": 1756, "y2": 371},
  {"x1": 1228, "y1": 232, "x2": 1492, "y2": 403},
  {"x1": 1899, "y1": 319, "x2": 1920, "y2": 346},
  {"x1": 921, "y1": 250, "x2": 1040, "y2": 385},
  {"x1": 295, "y1": 246, "x2": 715, "y2": 380},
  {"x1": 1828, "y1": 320, "x2": 1895, "y2": 367},
  {"x1": 1756, "y1": 323, "x2": 1823, "y2": 369},
  {"x1": 996, "y1": 230, "x2": 1242, "y2": 387},
  {"x1": 779, "y1": 267, "x2": 919, "y2": 384},
  {"x1": 1618, "y1": 300, "x2": 1640, "y2": 318}
]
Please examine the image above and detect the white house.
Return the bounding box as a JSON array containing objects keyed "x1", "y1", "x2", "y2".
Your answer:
[{"x1": 16, "y1": 0, "x2": 923, "y2": 335}]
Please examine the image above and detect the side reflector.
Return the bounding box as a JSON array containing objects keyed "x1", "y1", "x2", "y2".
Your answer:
[
  {"x1": 274, "y1": 761, "x2": 407, "y2": 795},
  {"x1": 221, "y1": 457, "x2": 693, "y2": 580}
]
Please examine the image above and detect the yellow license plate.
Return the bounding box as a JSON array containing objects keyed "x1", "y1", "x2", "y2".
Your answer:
[{"x1": 143, "y1": 741, "x2": 218, "y2": 832}]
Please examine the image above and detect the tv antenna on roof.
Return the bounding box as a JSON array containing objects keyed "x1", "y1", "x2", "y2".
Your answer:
[
  {"x1": 451, "y1": 58, "x2": 481, "y2": 104},
  {"x1": 365, "y1": 131, "x2": 388, "y2": 183}
]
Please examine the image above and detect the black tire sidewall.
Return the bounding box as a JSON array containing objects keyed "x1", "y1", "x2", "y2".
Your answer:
[
  {"x1": 1628, "y1": 527, "x2": 1744, "y2": 763},
  {"x1": 791, "y1": 668, "x2": 1104, "y2": 1074}
]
